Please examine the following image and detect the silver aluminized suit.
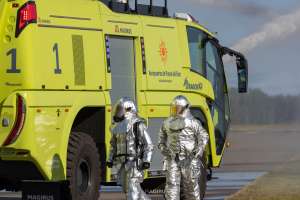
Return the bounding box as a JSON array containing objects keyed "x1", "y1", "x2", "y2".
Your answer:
[
  {"x1": 108, "y1": 99, "x2": 153, "y2": 200},
  {"x1": 158, "y1": 96, "x2": 209, "y2": 200}
]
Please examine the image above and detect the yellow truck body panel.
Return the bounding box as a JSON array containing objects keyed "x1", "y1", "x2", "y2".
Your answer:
[{"x1": 0, "y1": 0, "x2": 246, "y2": 185}]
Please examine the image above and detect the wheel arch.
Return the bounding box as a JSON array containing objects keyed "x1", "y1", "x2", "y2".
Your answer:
[
  {"x1": 70, "y1": 107, "x2": 107, "y2": 182},
  {"x1": 60, "y1": 105, "x2": 108, "y2": 183}
]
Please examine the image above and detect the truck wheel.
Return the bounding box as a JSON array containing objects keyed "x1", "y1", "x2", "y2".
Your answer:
[{"x1": 67, "y1": 132, "x2": 100, "y2": 200}]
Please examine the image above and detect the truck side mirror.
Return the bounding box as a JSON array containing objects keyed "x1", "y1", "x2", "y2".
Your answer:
[
  {"x1": 236, "y1": 56, "x2": 248, "y2": 93},
  {"x1": 220, "y1": 46, "x2": 249, "y2": 93}
]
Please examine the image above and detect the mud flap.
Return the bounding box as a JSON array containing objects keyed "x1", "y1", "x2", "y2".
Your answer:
[
  {"x1": 21, "y1": 180, "x2": 70, "y2": 200},
  {"x1": 141, "y1": 177, "x2": 166, "y2": 194}
]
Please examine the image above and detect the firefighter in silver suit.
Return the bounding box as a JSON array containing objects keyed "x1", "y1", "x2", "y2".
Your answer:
[
  {"x1": 106, "y1": 97, "x2": 153, "y2": 200},
  {"x1": 158, "y1": 95, "x2": 209, "y2": 200}
]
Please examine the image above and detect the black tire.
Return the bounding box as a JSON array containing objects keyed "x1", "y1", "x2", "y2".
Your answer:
[{"x1": 67, "y1": 132, "x2": 101, "y2": 200}]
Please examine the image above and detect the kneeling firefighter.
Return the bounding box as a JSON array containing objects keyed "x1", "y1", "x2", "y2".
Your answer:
[
  {"x1": 158, "y1": 95, "x2": 209, "y2": 200},
  {"x1": 107, "y1": 97, "x2": 154, "y2": 200}
]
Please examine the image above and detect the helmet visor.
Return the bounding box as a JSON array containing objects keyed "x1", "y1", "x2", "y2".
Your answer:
[
  {"x1": 170, "y1": 104, "x2": 185, "y2": 117},
  {"x1": 113, "y1": 104, "x2": 125, "y2": 122}
]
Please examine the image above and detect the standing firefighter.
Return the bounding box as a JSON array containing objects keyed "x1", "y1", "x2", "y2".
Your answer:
[
  {"x1": 107, "y1": 97, "x2": 154, "y2": 200},
  {"x1": 158, "y1": 95, "x2": 209, "y2": 200}
]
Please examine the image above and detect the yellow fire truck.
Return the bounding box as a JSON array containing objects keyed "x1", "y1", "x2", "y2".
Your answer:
[{"x1": 0, "y1": 0, "x2": 248, "y2": 199}]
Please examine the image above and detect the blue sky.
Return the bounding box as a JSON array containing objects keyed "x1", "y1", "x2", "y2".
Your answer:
[{"x1": 169, "y1": 0, "x2": 300, "y2": 95}]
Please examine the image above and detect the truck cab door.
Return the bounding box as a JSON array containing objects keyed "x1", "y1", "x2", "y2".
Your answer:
[
  {"x1": 107, "y1": 36, "x2": 136, "y2": 105},
  {"x1": 205, "y1": 41, "x2": 230, "y2": 156}
]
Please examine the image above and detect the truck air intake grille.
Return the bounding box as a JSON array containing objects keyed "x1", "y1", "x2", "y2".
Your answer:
[{"x1": 72, "y1": 35, "x2": 86, "y2": 85}]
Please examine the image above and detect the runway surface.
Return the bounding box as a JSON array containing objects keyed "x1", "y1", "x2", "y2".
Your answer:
[
  {"x1": 99, "y1": 171, "x2": 265, "y2": 200},
  {"x1": 1, "y1": 124, "x2": 299, "y2": 200},
  {"x1": 0, "y1": 172, "x2": 264, "y2": 200}
]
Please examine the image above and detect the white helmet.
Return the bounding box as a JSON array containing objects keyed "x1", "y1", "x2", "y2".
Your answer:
[
  {"x1": 113, "y1": 97, "x2": 137, "y2": 122},
  {"x1": 170, "y1": 95, "x2": 190, "y2": 117}
]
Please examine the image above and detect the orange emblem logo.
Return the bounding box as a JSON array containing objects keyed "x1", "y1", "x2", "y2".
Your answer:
[{"x1": 159, "y1": 40, "x2": 168, "y2": 65}]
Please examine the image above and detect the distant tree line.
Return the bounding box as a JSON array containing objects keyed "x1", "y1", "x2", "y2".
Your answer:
[{"x1": 229, "y1": 88, "x2": 300, "y2": 124}]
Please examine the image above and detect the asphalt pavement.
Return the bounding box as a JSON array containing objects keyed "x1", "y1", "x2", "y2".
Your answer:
[
  {"x1": 1, "y1": 124, "x2": 299, "y2": 200},
  {"x1": 99, "y1": 124, "x2": 300, "y2": 200},
  {"x1": 0, "y1": 172, "x2": 263, "y2": 200},
  {"x1": 99, "y1": 171, "x2": 264, "y2": 200}
]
